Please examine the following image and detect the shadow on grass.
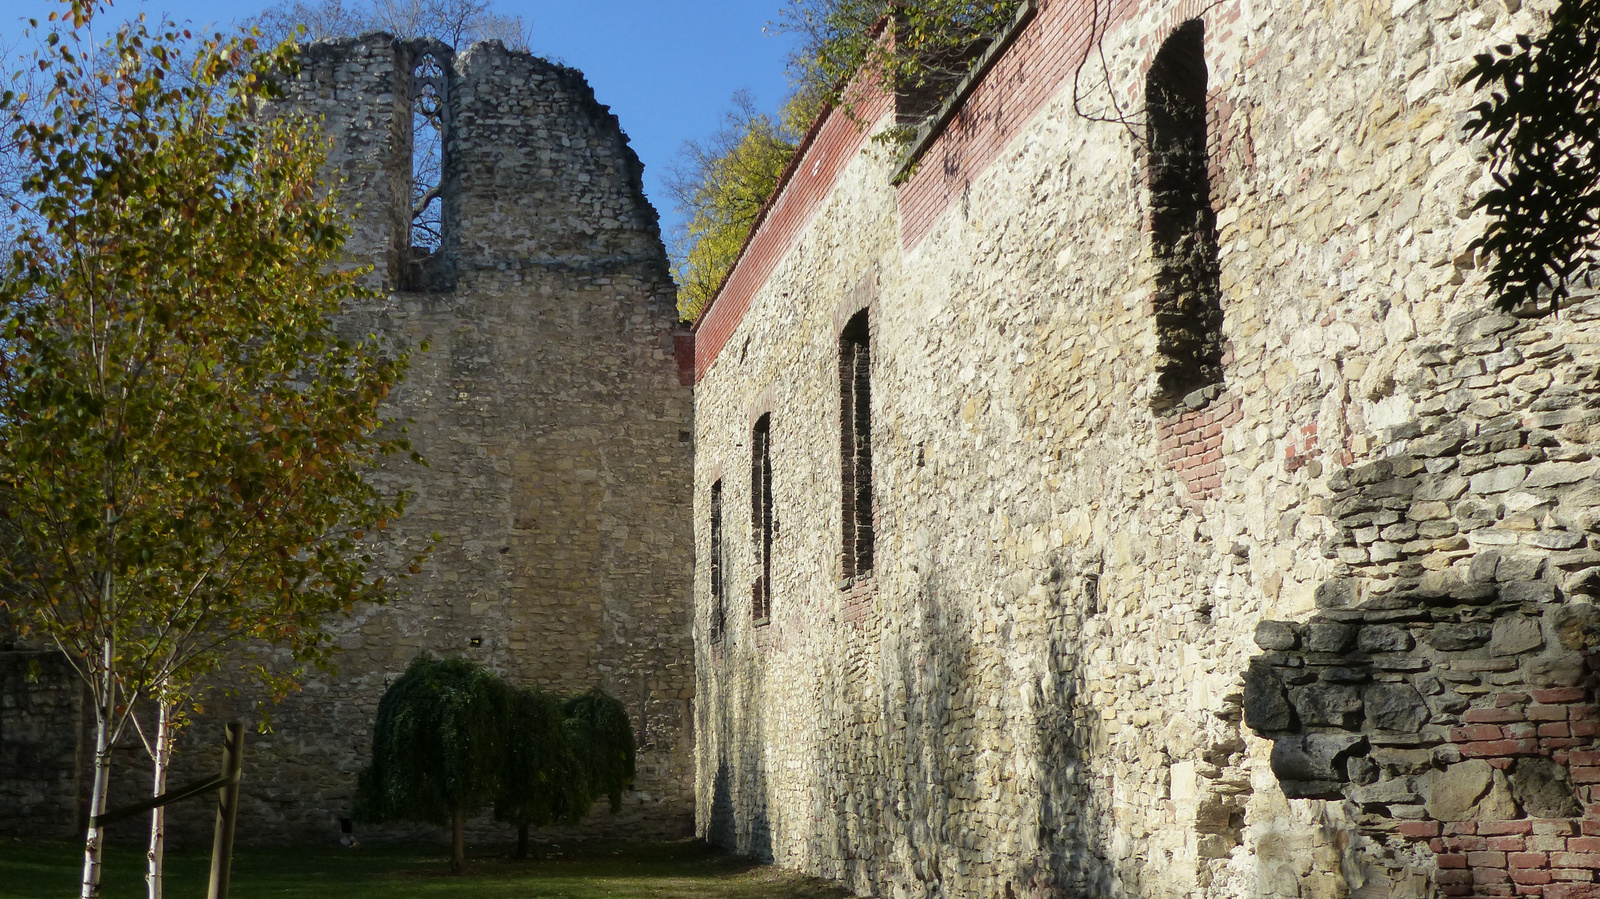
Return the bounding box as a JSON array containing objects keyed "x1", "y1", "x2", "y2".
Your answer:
[{"x1": 0, "y1": 838, "x2": 854, "y2": 899}]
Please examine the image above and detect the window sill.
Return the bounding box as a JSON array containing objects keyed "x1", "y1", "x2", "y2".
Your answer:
[
  {"x1": 839, "y1": 576, "x2": 877, "y2": 626},
  {"x1": 838, "y1": 573, "x2": 876, "y2": 593}
]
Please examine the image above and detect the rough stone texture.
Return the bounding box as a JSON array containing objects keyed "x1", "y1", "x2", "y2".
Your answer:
[
  {"x1": 0, "y1": 650, "x2": 87, "y2": 838},
  {"x1": 688, "y1": 0, "x2": 1600, "y2": 896},
  {"x1": 0, "y1": 35, "x2": 695, "y2": 847}
]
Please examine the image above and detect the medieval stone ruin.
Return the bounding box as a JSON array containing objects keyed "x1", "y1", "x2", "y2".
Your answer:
[
  {"x1": 8, "y1": 0, "x2": 1600, "y2": 898},
  {"x1": 2, "y1": 33, "x2": 695, "y2": 844},
  {"x1": 689, "y1": 0, "x2": 1600, "y2": 896}
]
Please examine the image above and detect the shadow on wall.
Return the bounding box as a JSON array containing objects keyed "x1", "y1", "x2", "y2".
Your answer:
[
  {"x1": 708, "y1": 645, "x2": 773, "y2": 860},
  {"x1": 1030, "y1": 568, "x2": 1118, "y2": 899},
  {"x1": 801, "y1": 555, "x2": 1142, "y2": 897}
]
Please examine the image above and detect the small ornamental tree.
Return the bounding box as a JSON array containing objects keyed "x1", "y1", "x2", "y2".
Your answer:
[
  {"x1": 0, "y1": 4, "x2": 422, "y2": 898},
  {"x1": 562, "y1": 687, "x2": 637, "y2": 815},
  {"x1": 356, "y1": 655, "x2": 511, "y2": 873},
  {"x1": 494, "y1": 686, "x2": 583, "y2": 858}
]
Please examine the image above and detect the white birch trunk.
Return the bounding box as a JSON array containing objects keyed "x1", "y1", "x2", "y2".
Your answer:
[
  {"x1": 79, "y1": 656, "x2": 114, "y2": 899},
  {"x1": 146, "y1": 697, "x2": 173, "y2": 899}
]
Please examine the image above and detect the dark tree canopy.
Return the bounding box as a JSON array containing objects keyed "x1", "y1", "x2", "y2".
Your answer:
[
  {"x1": 356, "y1": 656, "x2": 636, "y2": 869},
  {"x1": 562, "y1": 687, "x2": 638, "y2": 814},
  {"x1": 495, "y1": 686, "x2": 585, "y2": 828},
  {"x1": 356, "y1": 655, "x2": 509, "y2": 827},
  {"x1": 1464, "y1": 0, "x2": 1600, "y2": 313}
]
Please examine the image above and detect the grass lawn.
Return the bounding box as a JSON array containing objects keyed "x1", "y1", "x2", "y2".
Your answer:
[{"x1": 0, "y1": 839, "x2": 854, "y2": 899}]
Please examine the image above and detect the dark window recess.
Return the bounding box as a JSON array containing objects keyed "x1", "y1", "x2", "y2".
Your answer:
[
  {"x1": 1146, "y1": 19, "x2": 1223, "y2": 406},
  {"x1": 709, "y1": 480, "x2": 726, "y2": 642},
  {"x1": 840, "y1": 312, "x2": 874, "y2": 581},
  {"x1": 751, "y1": 415, "x2": 773, "y2": 625}
]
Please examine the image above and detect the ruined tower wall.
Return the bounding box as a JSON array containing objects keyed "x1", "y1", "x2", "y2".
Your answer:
[
  {"x1": 229, "y1": 35, "x2": 695, "y2": 845},
  {"x1": 691, "y1": 0, "x2": 1584, "y2": 897},
  {"x1": 0, "y1": 34, "x2": 695, "y2": 846}
]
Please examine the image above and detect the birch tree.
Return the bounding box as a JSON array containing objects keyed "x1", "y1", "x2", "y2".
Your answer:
[{"x1": 0, "y1": 4, "x2": 423, "y2": 897}]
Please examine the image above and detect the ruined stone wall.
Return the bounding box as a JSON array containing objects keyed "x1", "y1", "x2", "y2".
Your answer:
[
  {"x1": 0, "y1": 651, "x2": 86, "y2": 838},
  {"x1": 225, "y1": 35, "x2": 694, "y2": 846},
  {"x1": 0, "y1": 34, "x2": 694, "y2": 847},
  {"x1": 691, "y1": 0, "x2": 1580, "y2": 897},
  {"x1": 1245, "y1": 300, "x2": 1600, "y2": 898}
]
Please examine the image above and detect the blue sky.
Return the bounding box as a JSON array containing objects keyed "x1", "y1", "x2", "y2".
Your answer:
[{"x1": 0, "y1": 0, "x2": 802, "y2": 248}]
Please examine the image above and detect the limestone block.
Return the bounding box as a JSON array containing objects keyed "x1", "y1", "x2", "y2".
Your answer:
[
  {"x1": 1490, "y1": 615, "x2": 1543, "y2": 656},
  {"x1": 1425, "y1": 760, "x2": 1493, "y2": 821}
]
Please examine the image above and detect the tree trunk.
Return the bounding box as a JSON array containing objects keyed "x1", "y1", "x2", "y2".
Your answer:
[
  {"x1": 79, "y1": 661, "x2": 114, "y2": 899},
  {"x1": 147, "y1": 697, "x2": 173, "y2": 899},
  {"x1": 515, "y1": 822, "x2": 528, "y2": 860},
  {"x1": 450, "y1": 807, "x2": 466, "y2": 874}
]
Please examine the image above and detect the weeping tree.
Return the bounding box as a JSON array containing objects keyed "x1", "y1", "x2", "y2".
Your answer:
[
  {"x1": 562, "y1": 687, "x2": 638, "y2": 815},
  {"x1": 355, "y1": 655, "x2": 510, "y2": 873},
  {"x1": 359, "y1": 656, "x2": 638, "y2": 868},
  {"x1": 493, "y1": 687, "x2": 584, "y2": 858},
  {"x1": 492, "y1": 686, "x2": 637, "y2": 857}
]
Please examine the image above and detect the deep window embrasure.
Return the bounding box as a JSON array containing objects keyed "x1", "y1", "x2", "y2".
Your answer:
[
  {"x1": 709, "y1": 480, "x2": 726, "y2": 642},
  {"x1": 405, "y1": 47, "x2": 453, "y2": 291},
  {"x1": 1146, "y1": 20, "x2": 1223, "y2": 405},
  {"x1": 751, "y1": 415, "x2": 773, "y2": 625},
  {"x1": 840, "y1": 312, "x2": 874, "y2": 581},
  {"x1": 411, "y1": 51, "x2": 446, "y2": 251}
]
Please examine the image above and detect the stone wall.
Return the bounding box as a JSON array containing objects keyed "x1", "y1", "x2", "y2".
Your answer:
[
  {"x1": 0, "y1": 34, "x2": 695, "y2": 847},
  {"x1": 0, "y1": 650, "x2": 86, "y2": 838},
  {"x1": 1246, "y1": 300, "x2": 1600, "y2": 898},
  {"x1": 689, "y1": 0, "x2": 1586, "y2": 897}
]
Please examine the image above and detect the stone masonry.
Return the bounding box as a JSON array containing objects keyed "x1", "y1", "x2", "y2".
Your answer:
[
  {"x1": 688, "y1": 0, "x2": 1600, "y2": 898},
  {"x1": 0, "y1": 34, "x2": 696, "y2": 846}
]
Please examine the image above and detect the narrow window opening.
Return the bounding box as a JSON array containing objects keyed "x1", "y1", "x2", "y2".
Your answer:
[
  {"x1": 840, "y1": 312, "x2": 874, "y2": 582},
  {"x1": 1146, "y1": 20, "x2": 1222, "y2": 407},
  {"x1": 751, "y1": 415, "x2": 773, "y2": 626},
  {"x1": 709, "y1": 480, "x2": 726, "y2": 643},
  {"x1": 405, "y1": 46, "x2": 453, "y2": 291}
]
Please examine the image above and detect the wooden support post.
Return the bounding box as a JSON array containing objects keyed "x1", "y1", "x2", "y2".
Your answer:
[{"x1": 205, "y1": 722, "x2": 245, "y2": 899}]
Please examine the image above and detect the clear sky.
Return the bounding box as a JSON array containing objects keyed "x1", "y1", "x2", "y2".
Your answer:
[{"x1": 0, "y1": 0, "x2": 803, "y2": 250}]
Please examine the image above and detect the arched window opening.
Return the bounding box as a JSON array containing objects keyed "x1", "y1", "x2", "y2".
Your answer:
[
  {"x1": 709, "y1": 480, "x2": 726, "y2": 643},
  {"x1": 1146, "y1": 20, "x2": 1223, "y2": 406},
  {"x1": 751, "y1": 415, "x2": 773, "y2": 626},
  {"x1": 840, "y1": 311, "x2": 873, "y2": 581},
  {"x1": 406, "y1": 48, "x2": 453, "y2": 290}
]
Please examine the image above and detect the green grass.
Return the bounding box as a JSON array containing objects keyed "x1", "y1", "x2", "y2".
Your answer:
[{"x1": 0, "y1": 839, "x2": 853, "y2": 899}]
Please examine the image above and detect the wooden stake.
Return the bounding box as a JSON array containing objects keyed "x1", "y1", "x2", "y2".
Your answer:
[{"x1": 205, "y1": 722, "x2": 245, "y2": 899}]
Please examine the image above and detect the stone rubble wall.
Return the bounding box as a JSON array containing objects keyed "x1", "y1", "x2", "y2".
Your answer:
[
  {"x1": 1246, "y1": 300, "x2": 1600, "y2": 899},
  {"x1": 0, "y1": 651, "x2": 85, "y2": 838},
  {"x1": 691, "y1": 0, "x2": 1580, "y2": 897},
  {"x1": 0, "y1": 34, "x2": 695, "y2": 848}
]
